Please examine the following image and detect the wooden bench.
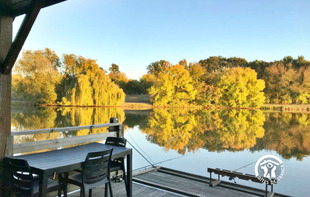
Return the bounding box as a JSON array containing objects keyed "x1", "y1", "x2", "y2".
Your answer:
[{"x1": 207, "y1": 168, "x2": 276, "y2": 197}]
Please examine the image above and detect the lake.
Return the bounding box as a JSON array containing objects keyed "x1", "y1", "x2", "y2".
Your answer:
[{"x1": 11, "y1": 106, "x2": 310, "y2": 196}]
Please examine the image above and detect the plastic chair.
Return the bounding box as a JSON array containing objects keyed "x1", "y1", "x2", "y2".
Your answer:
[
  {"x1": 66, "y1": 149, "x2": 113, "y2": 197},
  {"x1": 105, "y1": 137, "x2": 128, "y2": 194},
  {"x1": 5, "y1": 156, "x2": 64, "y2": 197}
]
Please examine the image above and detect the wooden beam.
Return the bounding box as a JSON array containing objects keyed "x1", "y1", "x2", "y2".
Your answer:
[
  {"x1": 0, "y1": 16, "x2": 13, "y2": 158},
  {"x1": 0, "y1": 0, "x2": 42, "y2": 74},
  {"x1": 0, "y1": 0, "x2": 68, "y2": 17},
  {"x1": 0, "y1": 15, "x2": 13, "y2": 197}
]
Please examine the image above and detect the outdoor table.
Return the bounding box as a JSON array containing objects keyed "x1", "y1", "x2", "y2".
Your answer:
[{"x1": 15, "y1": 142, "x2": 132, "y2": 197}]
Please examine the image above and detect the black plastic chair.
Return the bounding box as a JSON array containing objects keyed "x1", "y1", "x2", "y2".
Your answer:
[
  {"x1": 5, "y1": 156, "x2": 63, "y2": 197},
  {"x1": 66, "y1": 149, "x2": 113, "y2": 197},
  {"x1": 105, "y1": 137, "x2": 128, "y2": 193}
]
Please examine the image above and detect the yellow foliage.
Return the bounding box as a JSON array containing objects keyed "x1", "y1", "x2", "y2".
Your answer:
[
  {"x1": 60, "y1": 55, "x2": 125, "y2": 106},
  {"x1": 218, "y1": 67, "x2": 265, "y2": 107},
  {"x1": 142, "y1": 109, "x2": 266, "y2": 154},
  {"x1": 12, "y1": 49, "x2": 62, "y2": 104},
  {"x1": 149, "y1": 65, "x2": 196, "y2": 106}
]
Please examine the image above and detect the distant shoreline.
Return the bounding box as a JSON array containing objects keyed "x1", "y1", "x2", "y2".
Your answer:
[{"x1": 11, "y1": 95, "x2": 310, "y2": 112}]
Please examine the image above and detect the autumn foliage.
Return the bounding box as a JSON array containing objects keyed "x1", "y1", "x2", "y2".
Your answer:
[
  {"x1": 13, "y1": 49, "x2": 125, "y2": 106},
  {"x1": 12, "y1": 49, "x2": 310, "y2": 107}
]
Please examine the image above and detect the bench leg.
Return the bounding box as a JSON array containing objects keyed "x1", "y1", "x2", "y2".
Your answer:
[{"x1": 209, "y1": 172, "x2": 221, "y2": 187}]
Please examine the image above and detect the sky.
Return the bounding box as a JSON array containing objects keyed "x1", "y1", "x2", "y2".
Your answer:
[{"x1": 13, "y1": 0, "x2": 310, "y2": 79}]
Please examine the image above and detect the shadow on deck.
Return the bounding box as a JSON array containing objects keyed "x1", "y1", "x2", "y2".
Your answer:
[{"x1": 50, "y1": 167, "x2": 291, "y2": 197}]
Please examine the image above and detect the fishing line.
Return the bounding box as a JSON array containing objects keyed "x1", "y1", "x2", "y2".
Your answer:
[
  {"x1": 133, "y1": 153, "x2": 193, "y2": 172},
  {"x1": 126, "y1": 129, "x2": 155, "y2": 164},
  {"x1": 126, "y1": 129, "x2": 192, "y2": 172},
  {"x1": 126, "y1": 140, "x2": 155, "y2": 167},
  {"x1": 228, "y1": 161, "x2": 257, "y2": 183},
  {"x1": 233, "y1": 161, "x2": 257, "y2": 172}
]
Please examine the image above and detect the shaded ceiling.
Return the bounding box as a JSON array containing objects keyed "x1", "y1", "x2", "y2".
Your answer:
[{"x1": 0, "y1": 0, "x2": 67, "y2": 17}]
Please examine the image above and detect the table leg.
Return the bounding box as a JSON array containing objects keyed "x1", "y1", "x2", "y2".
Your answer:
[
  {"x1": 39, "y1": 172, "x2": 48, "y2": 197},
  {"x1": 126, "y1": 150, "x2": 132, "y2": 197}
]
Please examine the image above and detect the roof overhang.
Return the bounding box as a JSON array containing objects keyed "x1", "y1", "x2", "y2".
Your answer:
[{"x1": 0, "y1": 0, "x2": 67, "y2": 17}]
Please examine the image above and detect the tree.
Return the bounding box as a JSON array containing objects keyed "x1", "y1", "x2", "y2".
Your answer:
[
  {"x1": 188, "y1": 63, "x2": 221, "y2": 106},
  {"x1": 12, "y1": 49, "x2": 62, "y2": 104},
  {"x1": 147, "y1": 60, "x2": 170, "y2": 76},
  {"x1": 140, "y1": 73, "x2": 157, "y2": 94},
  {"x1": 59, "y1": 55, "x2": 125, "y2": 106},
  {"x1": 293, "y1": 56, "x2": 310, "y2": 68},
  {"x1": 199, "y1": 56, "x2": 232, "y2": 72},
  {"x1": 178, "y1": 59, "x2": 188, "y2": 67},
  {"x1": 218, "y1": 67, "x2": 265, "y2": 107},
  {"x1": 108, "y1": 64, "x2": 129, "y2": 90},
  {"x1": 149, "y1": 64, "x2": 196, "y2": 106},
  {"x1": 246, "y1": 60, "x2": 270, "y2": 79},
  {"x1": 109, "y1": 63, "x2": 120, "y2": 74},
  {"x1": 263, "y1": 62, "x2": 295, "y2": 104},
  {"x1": 123, "y1": 80, "x2": 144, "y2": 94}
]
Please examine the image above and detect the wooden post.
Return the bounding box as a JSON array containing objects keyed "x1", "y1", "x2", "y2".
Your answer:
[
  {"x1": 0, "y1": 15, "x2": 13, "y2": 196},
  {"x1": 109, "y1": 117, "x2": 124, "y2": 137},
  {"x1": 0, "y1": 16, "x2": 13, "y2": 158}
]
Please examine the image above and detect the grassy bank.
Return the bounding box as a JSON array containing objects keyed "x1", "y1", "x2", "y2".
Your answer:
[
  {"x1": 11, "y1": 95, "x2": 310, "y2": 112},
  {"x1": 122, "y1": 94, "x2": 153, "y2": 109},
  {"x1": 261, "y1": 104, "x2": 310, "y2": 112}
]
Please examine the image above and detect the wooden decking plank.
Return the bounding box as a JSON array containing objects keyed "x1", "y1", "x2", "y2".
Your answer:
[
  {"x1": 47, "y1": 166, "x2": 290, "y2": 197},
  {"x1": 135, "y1": 170, "x2": 258, "y2": 197}
]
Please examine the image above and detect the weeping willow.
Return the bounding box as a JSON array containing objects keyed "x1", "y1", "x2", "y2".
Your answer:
[{"x1": 58, "y1": 54, "x2": 125, "y2": 106}]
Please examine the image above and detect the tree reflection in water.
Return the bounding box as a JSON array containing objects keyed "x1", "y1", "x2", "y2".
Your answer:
[
  {"x1": 251, "y1": 112, "x2": 310, "y2": 160},
  {"x1": 12, "y1": 107, "x2": 125, "y2": 144},
  {"x1": 142, "y1": 109, "x2": 265, "y2": 154},
  {"x1": 12, "y1": 107, "x2": 310, "y2": 160}
]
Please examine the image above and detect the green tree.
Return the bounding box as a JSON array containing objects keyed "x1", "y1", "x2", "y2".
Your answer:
[
  {"x1": 147, "y1": 60, "x2": 170, "y2": 76},
  {"x1": 140, "y1": 73, "x2": 157, "y2": 94},
  {"x1": 218, "y1": 67, "x2": 265, "y2": 107},
  {"x1": 108, "y1": 64, "x2": 129, "y2": 90},
  {"x1": 12, "y1": 49, "x2": 62, "y2": 104},
  {"x1": 123, "y1": 80, "x2": 145, "y2": 94},
  {"x1": 199, "y1": 56, "x2": 247, "y2": 73},
  {"x1": 246, "y1": 60, "x2": 270, "y2": 79}
]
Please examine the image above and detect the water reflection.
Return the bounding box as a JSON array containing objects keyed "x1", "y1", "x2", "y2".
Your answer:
[
  {"x1": 252, "y1": 112, "x2": 310, "y2": 160},
  {"x1": 142, "y1": 109, "x2": 265, "y2": 154},
  {"x1": 11, "y1": 106, "x2": 310, "y2": 159},
  {"x1": 12, "y1": 107, "x2": 125, "y2": 144}
]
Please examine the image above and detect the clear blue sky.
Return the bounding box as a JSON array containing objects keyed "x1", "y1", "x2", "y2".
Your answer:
[{"x1": 14, "y1": 0, "x2": 310, "y2": 79}]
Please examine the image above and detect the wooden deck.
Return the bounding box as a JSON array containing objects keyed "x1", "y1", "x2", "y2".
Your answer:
[{"x1": 48, "y1": 166, "x2": 290, "y2": 197}]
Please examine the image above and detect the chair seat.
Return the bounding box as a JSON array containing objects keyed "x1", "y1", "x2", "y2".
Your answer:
[
  {"x1": 67, "y1": 173, "x2": 110, "y2": 190},
  {"x1": 110, "y1": 160, "x2": 123, "y2": 171}
]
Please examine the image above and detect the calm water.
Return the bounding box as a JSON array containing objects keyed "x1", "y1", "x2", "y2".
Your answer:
[{"x1": 11, "y1": 106, "x2": 310, "y2": 196}]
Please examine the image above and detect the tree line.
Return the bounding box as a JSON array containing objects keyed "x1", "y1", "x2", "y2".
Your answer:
[
  {"x1": 13, "y1": 49, "x2": 125, "y2": 106},
  {"x1": 143, "y1": 56, "x2": 310, "y2": 107},
  {"x1": 12, "y1": 48, "x2": 310, "y2": 107}
]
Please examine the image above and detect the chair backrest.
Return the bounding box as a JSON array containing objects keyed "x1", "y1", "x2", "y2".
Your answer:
[
  {"x1": 105, "y1": 137, "x2": 127, "y2": 147},
  {"x1": 82, "y1": 149, "x2": 113, "y2": 185},
  {"x1": 5, "y1": 156, "x2": 34, "y2": 196}
]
